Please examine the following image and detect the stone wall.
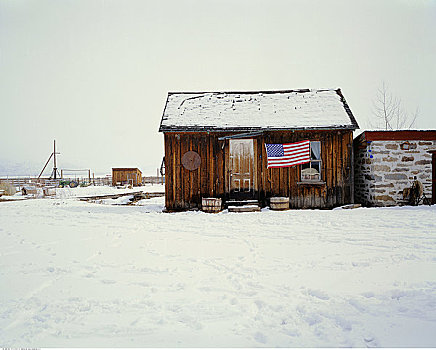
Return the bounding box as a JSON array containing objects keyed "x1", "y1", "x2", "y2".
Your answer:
[{"x1": 354, "y1": 139, "x2": 435, "y2": 206}]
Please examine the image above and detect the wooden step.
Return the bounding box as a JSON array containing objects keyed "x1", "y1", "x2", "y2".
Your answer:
[
  {"x1": 228, "y1": 205, "x2": 261, "y2": 213},
  {"x1": 226, "y1": 199, "x2": 259, "y2": 207}
]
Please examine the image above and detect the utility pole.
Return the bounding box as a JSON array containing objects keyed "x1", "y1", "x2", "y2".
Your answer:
[
  {"x1": 52, "y1": 140, "x2": 58, "y2": 179},
  {"x1": 38, "y1": 140, "x2": 61, "y2": 179}
]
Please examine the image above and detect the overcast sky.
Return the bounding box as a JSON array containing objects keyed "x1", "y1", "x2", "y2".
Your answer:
[{"x1": 1, "y1": 0, "x2": 435, "y2": 176}]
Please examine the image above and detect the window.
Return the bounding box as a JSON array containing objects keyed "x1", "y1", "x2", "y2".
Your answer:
[{"x1": 301, "y1": 141, "x2": 321, "y2": 181}]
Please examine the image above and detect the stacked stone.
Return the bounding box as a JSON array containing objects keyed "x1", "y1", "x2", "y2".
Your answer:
[
  {"x1": 354, "y1": 142, "x2": 377, "y2": 206},
  {"x1": 354, "y1": 140, "x2": 435, "y2": 206}
]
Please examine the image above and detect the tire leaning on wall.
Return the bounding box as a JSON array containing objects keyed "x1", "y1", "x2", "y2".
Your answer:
[{"x1": 69, "y1": 181, "x2": 79, "y2": 188}]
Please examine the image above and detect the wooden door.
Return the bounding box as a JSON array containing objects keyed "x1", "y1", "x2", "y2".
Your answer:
[{"x1": 229, "y1": 139, "x2": 256, "y2": 200}]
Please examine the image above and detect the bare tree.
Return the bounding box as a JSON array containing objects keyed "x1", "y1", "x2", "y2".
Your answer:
[{"x1": 371, "y1": 82, "x2": 418, "y2": 130}]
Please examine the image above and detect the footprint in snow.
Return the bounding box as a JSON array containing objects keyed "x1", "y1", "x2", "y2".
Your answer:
[
  {"x1": 306, "y1": 289, "x2": 330, "y2": 300},
  {"x1": 254, "y1": 331, "x2": 267, "y2": 344},
  {"x1": 101, "y1": 279, "x2": 116, "y2": 284},
  {"x1": 364, "y1": 336, "x2": 378, "y2": 348}
]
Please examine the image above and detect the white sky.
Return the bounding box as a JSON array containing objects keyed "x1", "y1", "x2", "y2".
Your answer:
[{"x1": 0, "y1": 0, "x2": 435, "y2": 176}]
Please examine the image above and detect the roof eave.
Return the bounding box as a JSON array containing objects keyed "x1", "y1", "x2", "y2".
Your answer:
[
  {"x1": 159, "y1": 125, "x2": 358, "y2": 133},
  {"x1": 335, "y1": 88, "x2": 359, "y2": 130}
]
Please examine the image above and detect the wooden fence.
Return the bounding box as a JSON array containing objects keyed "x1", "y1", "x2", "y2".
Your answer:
[
  {"x1": 143, "y1": 176, "x2": 165, "y2": 185},
  {"x1": 0, "y1": 176, "x2": 111, "y2": 188},
  {"x1": 0, "y1": 175, "x2": 163, "y2": 188}
]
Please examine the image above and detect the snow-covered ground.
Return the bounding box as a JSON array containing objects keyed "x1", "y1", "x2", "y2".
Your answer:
[
  {"x1": 0, "y1": 186, "x2": 435, "y2": 347},
  {"x1": 55, "y1": 183, "x2": 164, "y2": 198}
]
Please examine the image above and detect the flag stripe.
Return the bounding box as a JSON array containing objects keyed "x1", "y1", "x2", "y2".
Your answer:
[
  {"x1": 270, "y1": 150, "x2": 309, "y2": 158},
  {"x1": 268, "y1": 156, "x2": 310, "y2": 164},
  {"x1": 269, "y1": 154, "x2": 307, "y2": 161},
  {"x1": 265, "y1": 140, "x2": 311, "y2": 168}
]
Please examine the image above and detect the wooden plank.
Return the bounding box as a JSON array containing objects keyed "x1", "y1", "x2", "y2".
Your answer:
[
  {"x1": 289, "y1": 162, "x2": 296, "y2": 208},
  {"x1": 336, "y1": 132, "x2": 341, "y2": 205},
  {"x1": 200, "y1": 134, "x2": 208, "y2": 199},
  {"x1": 338, "y1": 131, "x2": 344, "y2": 188},
  {"x1": 168, "y1": 135, "x2": 175, "y2": 209},
  {"x1": 320, "y1": 132, "x2": 327, "y2": 205},
  {"x1": 209, "y1": 134, "x2": 214, "y2": 197},
  {"x1": 212, "y1": 135, "x2": 218, "y2": 195},
  {"x1": 164, "y1": 134, "x2": 171, "y2": 209},
  {"x1": 185, "y1": 136, "x2": 192, "y2": 208},
  {"x1": 214, "y1": 135, "x2": 223, "y2": 197},
  {"x1": 221, "y1": 137, "x2": 227, "y2": 196},
  {"x1": 189, "y1": 137, "x2": 193, "y2": 206},
  {"x1": 175, "y1": 134, "x2": 182, "y2": 209},
  {"x1": 180, "y1": 135, "x2": 188, "y2": 208},
  {"x1": 327, "y1": 133, "x2": 335, "y2": 206},
  {"x1": 253, "y1": 138, "x2": 258, "y2": 194},
  {"x1": 314, "y1": 186, "x2": 320, "y2": 208},
  {"x1": 341, "y1": 132, "x2": 349, "y2": 203},
  {"x1": 259, "y1": 135, "x2": 266, "y2": 202},
  {"x1": 196, "y1": 135, "x2": 202, "y2": 204},
  {"x1": 328, "y1": 133, "x2": 334, "y2": 207},
  {"x1": 258, "y1": 137, "x2": 264, "y2": 201},
  {"x1": 228, "y1": 205, "x2": 261, "y2": 213},
  {"x1": 432, "y1": 152, "x2": 436, "y2": 205},
  {"x1": 190, "y1": 135, "x2": 199, "y2": 206},
  {"x1": 164, "y1": 134, "x2": 170, "y2": 209},
  {"x1": 348, "y1": 131, "x2": 354, "y2": 204},
  {"x1": 224, "y1": 140, "x2": 229, "y2": 200},
  {"x1": 339, "y1": 131, "x2": 345, "y2": 205},
  {"x1": 282, "y1": 133, "x2": 289, "y2": 197},
  {"x1": 333, "y1": 132, "x2": 338, "y2": 189},
  {"x1": 278, "y1": 133, "x2": 283, "y2": 196},
  {"x1": 290, "y1": 131, "x2": 298, "y2": 207}
]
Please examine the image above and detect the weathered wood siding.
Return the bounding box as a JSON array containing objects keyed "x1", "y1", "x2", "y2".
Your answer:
[
  {"x1": 164, "y1": 130, "x2": 354, "y2": 210},
  {"x1": 112, "y1": 169, "x2": 142, "y2": 186}
]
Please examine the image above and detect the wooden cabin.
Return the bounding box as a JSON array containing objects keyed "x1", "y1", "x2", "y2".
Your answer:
[
  {"x1": 354, "y1": 130, "x2": 436, "y2": 206},
  {"x1": 112, "y1": 168, "x2": 142, "y2": 187},
  {"x1": 159, "y1": 89, "x2": 359, "y2": 211}
]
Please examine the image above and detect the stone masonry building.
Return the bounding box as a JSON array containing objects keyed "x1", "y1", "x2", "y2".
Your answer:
[{"x1": 354, "y1": 130, "x2": 436, "y2": 206}]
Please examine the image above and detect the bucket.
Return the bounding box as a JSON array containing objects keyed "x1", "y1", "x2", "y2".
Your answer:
[
  {"x1": 270, "y1": 197, "x2": 289, "y2": 211},
  {"x1": 202, "y1": 197, "x2": 222, "y2": 213}
]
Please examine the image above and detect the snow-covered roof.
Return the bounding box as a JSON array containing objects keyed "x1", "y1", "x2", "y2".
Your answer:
[{"x1": 159, "y1": 89, "x2": 358, "y2": 132}]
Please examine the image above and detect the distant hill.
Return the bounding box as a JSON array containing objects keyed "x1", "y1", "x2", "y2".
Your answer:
[{"x1": 0, "y1": 158, "x2": 41, "y2": 177}]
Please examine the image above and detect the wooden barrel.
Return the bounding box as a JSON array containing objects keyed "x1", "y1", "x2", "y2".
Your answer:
[
  {"x1": 202, "y1": 197, "x2": 222, "y2": 213},
  {"x1": 270, "y1": 197, "x2": 289, "y2": 211}
]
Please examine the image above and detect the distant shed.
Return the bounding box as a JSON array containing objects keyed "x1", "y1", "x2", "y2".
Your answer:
[
  {"x1": 354, "y1": 130, "x2": 436, "y2": 206},
  {"x1": 159, "y1": 88, "x2": 359, "y2": 211},
  {"x1": 112, "y1": 168, "x2": 142, "y2": 187}
]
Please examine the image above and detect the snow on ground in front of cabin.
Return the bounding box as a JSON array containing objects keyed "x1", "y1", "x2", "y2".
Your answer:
[
  {"x1": 0, "y1": 190, "x2": 435, "y2": 347},
  {"x1": 54, "y1": 183, "x2": 164, "y2": 198}
]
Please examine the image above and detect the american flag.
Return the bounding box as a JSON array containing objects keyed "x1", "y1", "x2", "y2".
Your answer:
[{"x1": 265, "y1": 140, "x2": 311, "y2": 168}]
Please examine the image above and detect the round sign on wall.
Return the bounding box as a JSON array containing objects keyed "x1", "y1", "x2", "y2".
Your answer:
[{"x1": 181, "y1": 151, "x2": 201, "y2": 171}]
